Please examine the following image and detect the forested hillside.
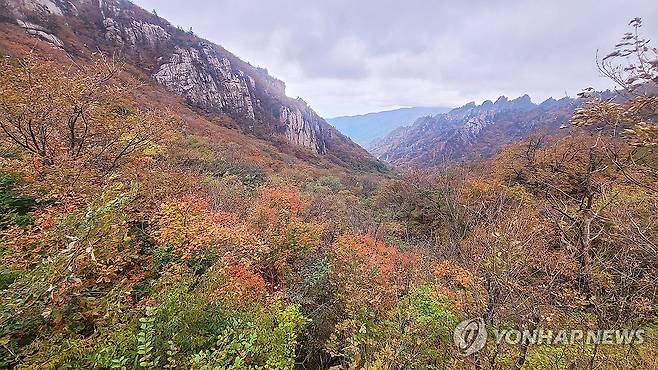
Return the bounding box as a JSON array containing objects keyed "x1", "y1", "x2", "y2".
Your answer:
[
  {"x1": 0, "y1": 0, "x2": 381, "y2": 169},
  {"x1": 0, "y1": 1, "x2": 656, "y2": 369}
]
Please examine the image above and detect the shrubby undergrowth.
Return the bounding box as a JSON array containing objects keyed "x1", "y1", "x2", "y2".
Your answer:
[{"x1": 0, "y1": 19, "x2": 657, "y2": 370}]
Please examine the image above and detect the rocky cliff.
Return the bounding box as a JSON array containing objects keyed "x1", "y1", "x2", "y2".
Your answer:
[
  {"x1": 372, "y1": 95, "x2": 578, "y2": 167},
  {"x1": 2, "y1": 0, "x2": 345, "y2": 156}
]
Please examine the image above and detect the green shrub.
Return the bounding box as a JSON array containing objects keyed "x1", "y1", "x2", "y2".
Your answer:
[
  {"x1": 191, "y1": 303, "x2": 305, "y2": 370},
  {"x1": 210, "y1": 157, "x2": 266, "y2": 188},
  {"x1": 307, "y1": 176, "x2": 344, "y2": 193},
  {"x1": 327, "y1": 285, "x2": 458, "y2": 369},
  {"x1": 0, "y1": 268, "x2": 17, "y2": 291},
  {"x1": 0, "y1": 172, "x2": 36, "y2": 229}
]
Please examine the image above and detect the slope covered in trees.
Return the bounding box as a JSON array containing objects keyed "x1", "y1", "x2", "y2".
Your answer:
[
  {"x1": 0, "y1": 0, "x2": 381, "y2": 170},
  {"x1": 0, "y1": 2, "x2": 656, "y2": 370}
]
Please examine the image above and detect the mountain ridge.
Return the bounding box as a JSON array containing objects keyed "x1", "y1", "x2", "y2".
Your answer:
[
  {"x1": 327, "y1": 106, "x2": 451, "y2": 149},
  {"x1": 1, "y1": 0, "x2": 378, "y2": 169},
  {"x1": 371, "y1": 94, "x2": 579, "y2": 167}
]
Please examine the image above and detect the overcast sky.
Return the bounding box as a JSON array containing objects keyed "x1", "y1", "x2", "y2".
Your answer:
[{"x1": 133, "y1": 0, "x2": 658, "y2": 117}]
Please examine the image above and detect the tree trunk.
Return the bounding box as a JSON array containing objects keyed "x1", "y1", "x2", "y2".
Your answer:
[
  {"x1": 578, "y1": 211, "x2": 594, "y2": 294},
  {"x1": 511, "y1": 312, "x2": 540, "y2": 370}
]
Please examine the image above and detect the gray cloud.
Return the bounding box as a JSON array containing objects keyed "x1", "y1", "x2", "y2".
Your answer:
[{"x1": 133, "y1": 0, "x2": 658, "y2": 117}]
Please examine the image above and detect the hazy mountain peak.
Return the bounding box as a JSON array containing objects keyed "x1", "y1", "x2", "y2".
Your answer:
[
  {"x1": 481, "y1": 100, "x2": 494, "y2": 108},
  {"x1": 327, "y1": 106, "x2": 451, "y2": 148},
  {"x1": 512, "y1": 94, "x2": 533, "y2": 104},
  {"x1": 541, "y1": 97, "x2": 558, "y2": 105},
  {"x1": 509, "y1": 94, "x2": 535, "y2": 110},
  {"x1": 494, "y1": 95, "x2": 510, "y2": 105}
]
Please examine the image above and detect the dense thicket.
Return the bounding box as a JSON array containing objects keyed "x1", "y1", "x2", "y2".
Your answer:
[{"x1": 0, "y1": 18, "x2": 657, "y2": 370}]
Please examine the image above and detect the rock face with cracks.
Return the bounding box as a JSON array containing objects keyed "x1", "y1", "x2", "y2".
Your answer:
[{"x1": 4, "y1": 0, "x2": 346, "y2": 155}]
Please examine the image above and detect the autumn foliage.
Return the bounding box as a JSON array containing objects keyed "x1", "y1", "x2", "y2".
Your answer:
[{"x1": 0, "y1": 18, "x2": 657, "y2": 370}]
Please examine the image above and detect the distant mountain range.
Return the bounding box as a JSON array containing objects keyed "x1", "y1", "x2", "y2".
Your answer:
[
  {"x1": 326, "y1": 106, "x2": 451, "y2": 148},
  {"x1": 371, "y1": 95, "x2": 582, "y2": 167}
]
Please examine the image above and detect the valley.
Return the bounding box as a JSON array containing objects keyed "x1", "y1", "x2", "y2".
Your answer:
[
  {"x1": 0, "y1": 1, "x2": 656, "y2": 369},
  {"x1": 327, "y1": 106, "x2": 451, "y2": 149}
]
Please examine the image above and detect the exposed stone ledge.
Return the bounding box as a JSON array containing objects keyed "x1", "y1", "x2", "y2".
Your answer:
[{"x1": 16, "y1": 19, "x2": 64, "y2": 48}]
